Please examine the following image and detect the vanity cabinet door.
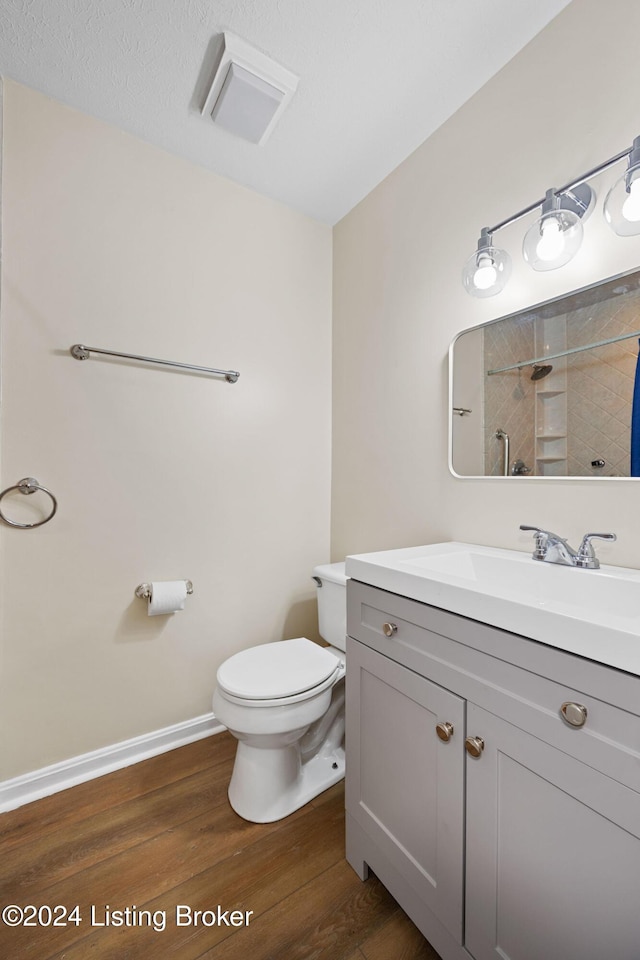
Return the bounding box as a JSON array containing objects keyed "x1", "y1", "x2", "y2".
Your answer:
[
  {"x1": 346, "y1": 637, "x2": 465, "y2": 943},
  {"x1": 465, "y1": 703, "x2": 640, "y2": 960}
]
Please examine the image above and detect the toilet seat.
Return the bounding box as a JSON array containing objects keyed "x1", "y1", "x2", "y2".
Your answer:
[{"x1": 216, "y1": 637, "x2": 342, "y2": 703}]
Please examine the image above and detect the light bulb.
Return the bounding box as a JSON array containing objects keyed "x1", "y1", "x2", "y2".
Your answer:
[
  {"x1": 523, "y1": 191, "x2": 583, "y2": 272},
  {"x1": 536, "y1": 217, "x2": 565, "y2": 262},
  {"x1": 603, "y1": 137, "x2": 640, "y2": 237},
  {"x1": 462, "y1": 235, "x2": 511, "y2": 298},
  {"x1": 473, "y1": 254, "x2": 498, "y2": 290},
  {"x1": 621, "y1": 178, "x2": 640, "y2": 222}
]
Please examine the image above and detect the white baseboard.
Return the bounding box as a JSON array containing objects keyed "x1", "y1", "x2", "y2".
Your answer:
[{"x1": 0, "y1": 713, "x2": 226, "y2": 813}]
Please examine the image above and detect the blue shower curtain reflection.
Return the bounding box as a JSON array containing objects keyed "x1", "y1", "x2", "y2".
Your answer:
[{"x1": 631, "y1": 339, "x2": 640, "y2": 477}]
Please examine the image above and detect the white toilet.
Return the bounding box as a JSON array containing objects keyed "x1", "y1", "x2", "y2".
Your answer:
[{"x1": 212, "y1": 562, "x2": 347, "y2": 823}]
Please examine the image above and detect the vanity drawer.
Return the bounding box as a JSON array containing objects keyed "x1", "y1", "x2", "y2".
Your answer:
[{"x1": 347, "y1": 579, "x2": 640, "y2": 793}]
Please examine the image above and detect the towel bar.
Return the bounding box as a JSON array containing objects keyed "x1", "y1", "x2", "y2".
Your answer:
[{"x1": 71, "y1": 344, "x2": 239, "y2": 383}]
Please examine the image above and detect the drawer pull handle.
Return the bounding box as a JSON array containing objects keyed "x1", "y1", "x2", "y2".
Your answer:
[
  {"x1": 436, "y1": 722, "x2": 454, "y2": 742},
  {"x1": 560, "y1": 701, "x2": 588, "y2": 727},
  {"x1": 382, "y1": 622, "x2": 398, "y2": 637},
  {"x1": 465, "y1": 736, "x2": 485, "y2": 758}
]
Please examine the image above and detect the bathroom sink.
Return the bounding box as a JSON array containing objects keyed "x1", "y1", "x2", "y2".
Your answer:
[{"x1": 346, "y1": 542, "x2": 640, "y2": 675}]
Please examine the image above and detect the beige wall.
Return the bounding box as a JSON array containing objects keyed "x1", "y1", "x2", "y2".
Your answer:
[
  {"x1": 0, "y1": 81, "x2": 332, "y2": 779},
  {"x1": 332, "y1": 0, "x2": 640, "y2": 567}
]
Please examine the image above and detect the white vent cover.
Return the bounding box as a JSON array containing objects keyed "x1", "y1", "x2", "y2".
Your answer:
[{"x1": 202, "y1": 33, "x2": 299, "y2": 145}]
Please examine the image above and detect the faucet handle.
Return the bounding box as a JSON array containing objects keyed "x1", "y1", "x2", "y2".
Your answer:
[
  {"x1": 520, "y1": 525, "x2": 566, "y2": 540},
  {"x1": 520, "y1": 525, "x2": 558, "y2": 534},
  {"x1": 519, "y1": 524, "x2": 561, "y2": 560},
  {"x1": 576, "y1": 532, "x2": 617, "y2": 569}
]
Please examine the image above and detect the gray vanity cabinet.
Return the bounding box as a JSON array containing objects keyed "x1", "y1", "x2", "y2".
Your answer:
[{"x1": 346, "y1": 579, "x2": 640, "y2": 960}]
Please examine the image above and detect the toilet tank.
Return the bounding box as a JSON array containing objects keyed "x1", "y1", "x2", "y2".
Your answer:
[{"x1": 313, "y1": 562, "x2": 348, "y2": 652}]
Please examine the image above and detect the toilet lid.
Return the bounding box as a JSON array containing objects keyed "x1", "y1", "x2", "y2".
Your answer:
[{"x1": 217, "y1": 637, "x2": 340, "y2": 700}]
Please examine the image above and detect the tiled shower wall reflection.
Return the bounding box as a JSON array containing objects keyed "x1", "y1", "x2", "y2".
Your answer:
[
  {"x1": 566, "y1": 292, "x2": 639, "y2": 477},
  {"x1": 484, "y1": 317, "x2": 536, "y2": 476}
]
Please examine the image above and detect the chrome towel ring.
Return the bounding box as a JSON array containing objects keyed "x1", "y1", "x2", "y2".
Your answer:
[{"x1": 0, "y1": 477, "x2": 58, "y2": 528}]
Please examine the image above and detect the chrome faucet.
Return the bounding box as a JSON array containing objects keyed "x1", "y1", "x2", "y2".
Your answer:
[{"x1": 520, "y1": 525, "x2": 616, "y2": 569}]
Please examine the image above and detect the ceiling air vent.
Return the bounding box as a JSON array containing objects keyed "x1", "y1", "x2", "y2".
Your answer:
[{"x1": 202, "y1": 33, "x2": 299, "y2": 145}]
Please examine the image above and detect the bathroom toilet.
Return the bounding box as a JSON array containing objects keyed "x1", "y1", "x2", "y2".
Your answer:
[{"x1": 212, "y1": 562, "x2": 347, "y2": 823}]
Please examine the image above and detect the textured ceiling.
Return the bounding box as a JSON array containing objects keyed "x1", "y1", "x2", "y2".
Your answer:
[{"x1": 1, "y1": 0, "x2": 572, "y2": 224}]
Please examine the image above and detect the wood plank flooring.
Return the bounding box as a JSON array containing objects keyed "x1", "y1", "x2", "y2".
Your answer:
[{"x1": 0, "y1": 732, "x2": 441, "y2": 959}]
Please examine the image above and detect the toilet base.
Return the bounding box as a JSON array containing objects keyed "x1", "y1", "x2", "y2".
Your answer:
[{"x1": 228, "y1": 740, "x2": 345, "y2": 823}]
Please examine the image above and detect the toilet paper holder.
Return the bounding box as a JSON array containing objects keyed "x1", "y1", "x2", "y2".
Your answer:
[{"x1": 135, "y1": 580, "x2": 194, "y2": 600}]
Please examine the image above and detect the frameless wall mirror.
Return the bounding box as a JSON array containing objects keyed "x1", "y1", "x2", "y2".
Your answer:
[{"x1": 449, "y1": 267, "x2": 640, "y2": 478}]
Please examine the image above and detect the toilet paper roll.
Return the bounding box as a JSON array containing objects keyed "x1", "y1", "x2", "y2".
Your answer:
[{"x1": 147, "y1": 580, "x2": 187, "y2": 616}]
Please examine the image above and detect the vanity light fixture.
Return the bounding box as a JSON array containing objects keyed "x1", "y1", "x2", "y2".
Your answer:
[{"x1": 463, "y1": 136, "x2": 640, "y2": 297}]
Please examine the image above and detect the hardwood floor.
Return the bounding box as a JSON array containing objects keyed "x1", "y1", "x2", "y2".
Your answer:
[{"x1": 0, "y1": 732, "x2": 440, "y2": 959}]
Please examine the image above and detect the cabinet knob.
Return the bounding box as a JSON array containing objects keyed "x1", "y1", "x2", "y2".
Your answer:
[
  {"x1": 560, "y1": 701, "x2": 588, "y2": 727},
  {"x1": 465, "y1": 736, "x2": 485, "y2": 758},
  {"x1": 382, "y1": 622, "x2": 398, "y2": 637},
  {"x1": 436, "y1": 721, "x2": 454, "y2": 742}
]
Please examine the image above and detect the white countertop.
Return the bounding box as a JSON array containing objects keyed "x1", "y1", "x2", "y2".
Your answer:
[{"x1": 346, "y1": 542, "x2": 640, "y2": 677}]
